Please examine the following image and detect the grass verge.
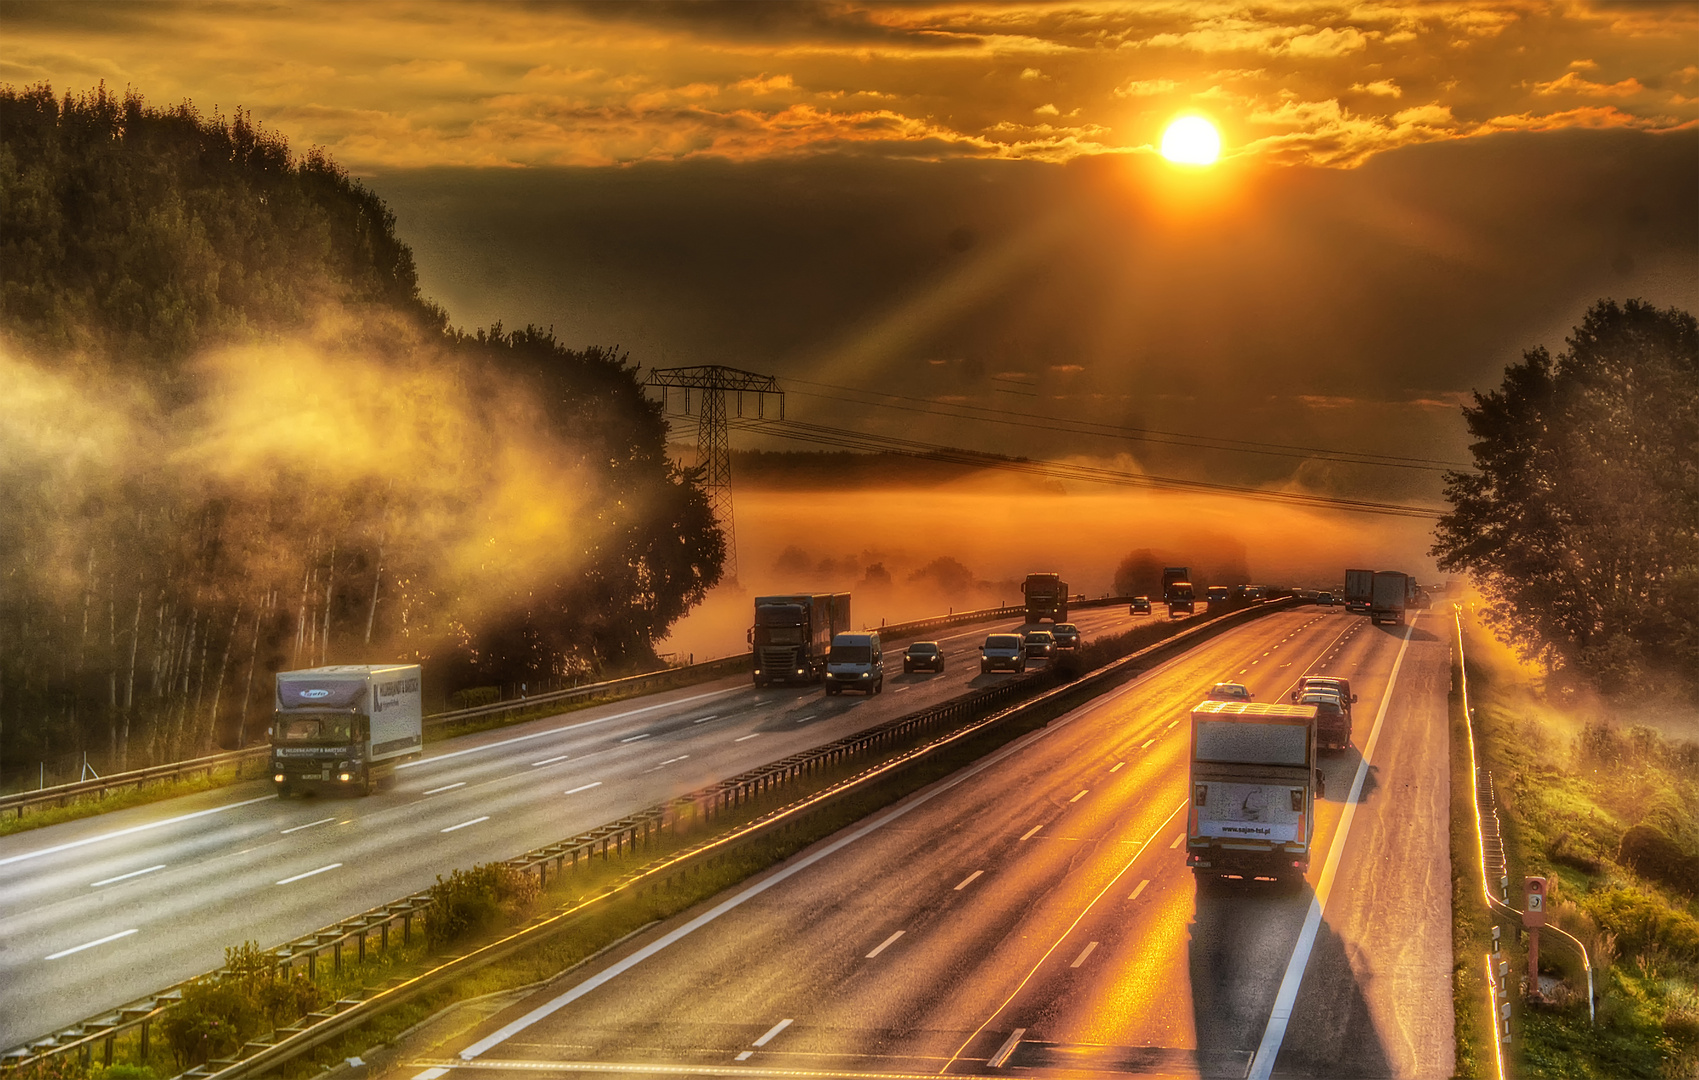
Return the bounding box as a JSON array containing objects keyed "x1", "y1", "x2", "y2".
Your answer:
[
  {"x1": 1461, "y1": 614, "x2": 1699, "y2": 1080},
  {"x1": 1451, "y1": 634, "x2": 1495, "y2": 1079}
]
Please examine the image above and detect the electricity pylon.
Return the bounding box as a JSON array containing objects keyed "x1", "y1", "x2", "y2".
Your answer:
[{"x1": 644, "y1": 366, "x2": 784, "y2": 584}]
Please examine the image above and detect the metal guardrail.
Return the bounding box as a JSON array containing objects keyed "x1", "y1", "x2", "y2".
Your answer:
[
  {"x1": 3, "y1": 597, "x2": 1290, "y2": 1077},
  {"x1": 1, "y1": 597, "x2": 1126, "y2": 820}
]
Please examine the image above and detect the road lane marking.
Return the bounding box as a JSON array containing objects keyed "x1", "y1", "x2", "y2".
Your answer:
[
  {"x1": 0, "y1": 794, "x2": 278, "y2": 868},
  {"x1": 1019, "y1": 824, "x2": 1043, "y2": 841},
  {"x1": 276, "y1": 863, "x2": 342, "y2": 885},
  {"x1": 734, "y1": 1051, "x2": 753, "y2": 1062},
  {"x1": 1169, "y1": 833, "x2": 1185, "y2": 848},
  {"x1": 866, "y1": 930, "x2": 905, "y2": 958},
  {"x1": 1069, "y1": 789, "x2": 1089, "y2": 803},
  {"x1": 442, "y1": 816, "x2": 489, "y2": 833},
  {"x1": 734, "y1": 733, "x2": 761, "y2": 742},
  {"x1": 1140, "y1": 739, "x2": 1154, "y2": 750},
  {"x1": 564, "y1": 783, "x2": 602, "y2": 795},
  {"x1": 690, "y1": 715, "x2": 720, "y2": 724},
  {"x1": 619, "y1": 733, "x2": 651, "y2": 743},
  {"x1": 751, "y1": 1019, "x2": 792, "y2": 1047},
  {"x1": 1247, "y1": 617, "x2": 1418, "y2": 1080},
  {"x1": 1129, "y1": 879, "x2": 1150, "y2": 901},
  {"x1": 1166, "y1": 719, "x2": 1178, "y2": 730},
  {"x1": 90, "y1": 865, "x2": 165, "y2": 888},
  {"x1": 530, "y1": 755, "x2": 570, "y2": 767},
  {"x1": 397, "y1": 687, "x2": 741, "y2": 770},
  {"x1": 281, "y1": 817, "x2": 336, "y2": 834},
  {"x1": 423, "y1": 782, "x2": 466, "y2": 795},
  {"x1": 1110, "y1": 761, "x2": 1125, "y2": 773},
  {"x1": 1070, "y1": 941, "x2": 1099, "y2": 968},
  {"x1": 794, "y1": 714, "x2": 818, "y2": 724},
  {"x1": 46, "y1": 928, "x2": 138, "y2": 959},
  {"x1": 989, "y1": 1028, "x2": 1027, "y2": 1069},
  {"x1": 954, "y1": 870, "x2": 984, "y2": 890},
  {"x1": 659, "y1": 755, "x2": 690, "y2": 765}
]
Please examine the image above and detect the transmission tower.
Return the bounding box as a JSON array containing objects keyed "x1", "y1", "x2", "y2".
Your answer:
[{"x1": 644, "y1": 365, "x2": 784, "y2": 584}]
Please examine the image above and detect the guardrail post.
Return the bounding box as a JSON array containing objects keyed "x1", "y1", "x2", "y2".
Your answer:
[
  {"x1": 381, "y1": 921, "x2": 389, "y2": 953},
  {"x1": 358, "y1": 931, "x2": 366, "y2": 965},
  {"x1": 308, "y1": 950, "x2": 317, "y2": 980},
  {"x1": 140, "y1": 1020, "x2": 149, "y2": 1059},
  {"x1": 103, "y1": 1034, "x2": 114, "y2": 1066},
  {"x1": 334, "y1": 940, "x2": 342, "y2": 972},
  {"x1": 402, "y1": 914, "x2": 411, "y2": 946}
]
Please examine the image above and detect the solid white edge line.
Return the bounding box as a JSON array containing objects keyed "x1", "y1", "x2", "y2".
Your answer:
[
  {"x1": 397, "y1": 687, "x2": 740, "y2": 769},
  {"x1": 1245, "y1": 616, "x2": 1418, "y2": 1080},
  {"x1": 0, "y1": 794, "x2": 278, "y2": 868},
  {"x1": 281, "y1": 816, "x2": 336, "y2": 835},
  {"x1": 866, "y1": 930, "x2": 905, "y2": 958},
  {"x1": 45, "y1": 928, "x2": 139, "y2": 960},
  {"x1": 441, "y1": 816, "x2": 490, "y2": 833},
  {"x1": 751, "y1": 1018, "x2": 792, "y2": 1047},
  {"x1": 275, "y1": 862, "x2": 343, "y2": 886},
  {"x1": 90, "y1": 863, "x2": 167, "y2": 887}
]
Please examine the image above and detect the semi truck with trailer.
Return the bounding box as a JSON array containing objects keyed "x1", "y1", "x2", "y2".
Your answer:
[
  {"x1": 1371, "y1": 570, "x2": 1408, "y2": 626},
  {"x1": 272, "y1": 664, "x2": 423, "y2": 796},
  {"x1": 751, "y1": 593, "x2": 851, "y2": 686},
  {"x1": 1162, "y1": 567, "x2": 1190, "y2": 603},
  {"x1": 1344, "y1": 569, "x2": 1375, "y2": 614},
  {"x1": 1022, "y1": 573, "x2": 1069, "y2": 624},
  {"x1": 1187, "y1": 700, "x2": 1324, "y2": 883},
  {"x1": 1167, "y1": 581, "x2": 1196, "y2": 617}
]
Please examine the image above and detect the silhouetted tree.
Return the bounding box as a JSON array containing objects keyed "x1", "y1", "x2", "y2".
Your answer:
[{"x1": 1432, "y1": 299, "x2": 1699, "y2": 698}]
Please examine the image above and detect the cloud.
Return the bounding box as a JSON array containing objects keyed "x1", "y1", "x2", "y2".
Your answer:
[
  {"x1": 1297, "y1": 395, "x2": 1357, "y2": 409},
  {"x1": 1049, "y1": 364, "x2": 1085, "y2": 373},
  {"x1": 1019, "y1": 67, "x2": 1045, "y2": 80},
  {"x1": 1113, "y1": 78, "x2": 1177, "y2": 98},
  {"x1": 1533, "y1": 71, "x2": 1646, "y2": 98},
  {"x1": 1034, "y1": 103, "x2": 1059, "y2": 116},
  {"x1": 1352, "y1": 79, "x2": 1402, "y2": 98}
]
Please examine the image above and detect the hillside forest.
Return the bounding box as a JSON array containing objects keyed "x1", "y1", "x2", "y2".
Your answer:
[{"x1": 0, "y1": 84, "x2": 724, "y2": 787}]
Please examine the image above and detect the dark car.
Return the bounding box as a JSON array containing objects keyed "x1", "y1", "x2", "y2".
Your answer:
[
  {"x1": 1130, "y1": 596, "x2": 1152, "y2": 615},
  {"x1": 980, "y1": 633, "x2": 1027, "y2": 674},
  {"x1": 1052, "y1": 623, "x2": 1081, "y2": 650},
  {"x1": 903, "y1": 641, "x2": 944, "y2": 673},
  {"x1": 1023, "y1": 629, "x2": 1056, "y2": 659},
  {"x1": 1300, "y1": 691, "x2": 1351, "y2": 751},
  {"x1": 1315, "y1": 591, "x2": 1334, "y2": 605}
]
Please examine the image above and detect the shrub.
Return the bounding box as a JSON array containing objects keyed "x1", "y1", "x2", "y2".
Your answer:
[
  {"x1": 1584, "y1": 885, "x2": 1699, "y2": 963},
  {"x1": 158, "y1": 943, "x2": 323, "y2": 1068},
  {"x1": 426, "y1": 862, "x2": 541, "y2": 948},
  {"x1": 1619, "y1": 825, "x2": 1699, "y2": 897},
  {"x1": 448, "y1": 686, "x2": 503, "y2": 711}
]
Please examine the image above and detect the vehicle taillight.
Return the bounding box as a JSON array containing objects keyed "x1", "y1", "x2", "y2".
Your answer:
[
  {"x1": 1290, "y1": 789, "x2": 1304, "y2": 811},
  {"x1": 1195, "y1": 784, "x2": 1207, "y2": 806}
]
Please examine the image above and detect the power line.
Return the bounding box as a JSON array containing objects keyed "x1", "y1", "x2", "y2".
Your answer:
[
  {"x1": 785, "y1": 377, "x2": 1471, "y2": 472},
  {"x1": 732, "y1": 416, "x2": 1443, "y2": 520}
]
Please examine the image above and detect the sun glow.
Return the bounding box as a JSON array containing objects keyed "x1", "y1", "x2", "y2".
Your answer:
[{"x1": 1160, "y1": 117, "x2": 1221, "y2": 166}]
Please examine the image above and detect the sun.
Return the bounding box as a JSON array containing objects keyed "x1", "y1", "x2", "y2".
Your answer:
[{"x1": 1160, "y1": 116, "x2": 1221, "y2": 166}]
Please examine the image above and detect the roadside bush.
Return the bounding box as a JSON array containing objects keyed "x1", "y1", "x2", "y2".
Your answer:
[
  {"x1": 1551, "y1": 829, "x2": 1606, "y2": 874},
  {"x1": 159, "y1": 943, "x2": 323, "y2": 1068},
  {"x1": 1620, "y1": 825, "x2": 1699, "y2": 897},
  {"x1": 448, "y1": 686, "x2": 503, "y2": 710},
  {"x1": 1585, "y1": 885, "x2": 1699, "y2": 964},
  {"x1": 426, "y1": 862, "x2": 541, "y2": 948}
]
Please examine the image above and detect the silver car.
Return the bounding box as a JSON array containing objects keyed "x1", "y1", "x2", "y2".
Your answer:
[{"x1": 980, "y1": 633, "x2": 1027, "y2": 674}]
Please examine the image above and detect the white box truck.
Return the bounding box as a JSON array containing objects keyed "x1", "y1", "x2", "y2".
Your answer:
[
  {"x1": 1187, "y1": 700, "x2": 1324, "y2": 883},
  {"x1": 272, "y1": 665, "x2": 423, "y2": 795}
]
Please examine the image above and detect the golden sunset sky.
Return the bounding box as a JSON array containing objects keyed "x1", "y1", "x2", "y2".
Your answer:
[{"x1": 5, "y1": 1, "x2": 1697, "y2": 506}]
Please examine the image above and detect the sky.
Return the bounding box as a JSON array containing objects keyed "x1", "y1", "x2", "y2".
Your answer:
[{"x1": 4, "y1": 0, "x2": 1697, "y2": 525}]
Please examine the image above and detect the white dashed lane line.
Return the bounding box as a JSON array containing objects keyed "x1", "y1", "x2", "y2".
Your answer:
[
  {"x1": 423, "y1": 782, "x2": 465, "y2": 795},
  {"x1": 564, "y1": 782, "x2": 602, "y2": 795},
  {"x1": 276, "y1": 863, "x2": 342, "y2": 886},
  {"x1": 441, "y1": 817, "x2": 489, "y2": 833},
  {"x1": 90, "y1": 864, "x2": 165, "y2": 888},
  {"x1": 46, "y1": 929, "x2": 138, "y2": 960}
]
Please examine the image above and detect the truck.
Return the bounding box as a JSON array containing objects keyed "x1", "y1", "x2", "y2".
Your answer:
[
  {"x1": 272, "y1": 664, "x2": 423, "y2": 796},
  {"x1": 1162, "y1": 566, "x2": 1190, "y2": 603},
  {"x1": 1022, "y1": 573, "x2": 1069, "y2": 623},
  {"x1": 1344, "y1": 568, "x2": 1375, "y2": 614},
  {"x1": 1187, "y1": 700, "x2": 1325, "y2": 883},
  {"x1": 1371, "y1": 570, "x2": 1408, "y2": 625},
  {"x1": 751, "y1": 593, "x2": 851, "y2": 686}
]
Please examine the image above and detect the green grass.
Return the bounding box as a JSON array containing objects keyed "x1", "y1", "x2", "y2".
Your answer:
[
  {"x1": 1450, "y1": 641, "x2": 1495, "y2": 1079},
  {"x1": 1460, "y1": 618, "x2": 1699, "y2": 1079}
]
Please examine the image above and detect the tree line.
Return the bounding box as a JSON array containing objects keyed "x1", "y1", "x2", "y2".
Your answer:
[{"x1": 0, "y1": 84, "x2": 723, "y2": 784}]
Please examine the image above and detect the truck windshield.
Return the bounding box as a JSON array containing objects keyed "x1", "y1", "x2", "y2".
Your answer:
[
  {"x1": 275, "y1": 714, "x2": 357, "y2": 745},
  {"x1": 831, "y1": 645, "x2": 872, "y2": 664},
  {"x1": 757, "y1": 626, "x2": 805, "y2": 646}
]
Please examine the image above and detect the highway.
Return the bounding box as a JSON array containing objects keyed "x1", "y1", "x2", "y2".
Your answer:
[
  {"x1": 387, "y1": 606, "x2": 1454, "y2": 1079},
  {"x1": 0, "y1": 605, "x2": 1141, "y2": 1048}
]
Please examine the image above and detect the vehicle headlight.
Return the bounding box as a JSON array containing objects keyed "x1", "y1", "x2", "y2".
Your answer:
[
  {"x1": 338, "y1": 772, "x2": 352, "y2": 782},
  {"x1": 860, "y1": 671, "x2": 870, "y2": 678},
  {"x1": 274, "y1": 773, "x2": 286, "y2": 783}
]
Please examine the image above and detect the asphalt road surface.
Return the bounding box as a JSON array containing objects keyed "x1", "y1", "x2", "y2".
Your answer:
[
  {"x1": 0, "y1": 606, "x2": 1143, "y2": 1047},
  {"x1": 390, "y1": 606, "x2": 1454, "y2": 1080}
]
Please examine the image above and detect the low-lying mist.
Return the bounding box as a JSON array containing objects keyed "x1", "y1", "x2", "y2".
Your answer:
[{"x1": 658, "y1": 476, "x2": 1440, "y2": 660}]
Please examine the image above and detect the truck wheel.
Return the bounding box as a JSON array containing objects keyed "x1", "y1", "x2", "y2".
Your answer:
[
  {"x1": 276, "y1": 781, "x2": 293, "y2": 798},
  {"x1": 874, "y1": 679, "x2": 883, "y2": 694}
]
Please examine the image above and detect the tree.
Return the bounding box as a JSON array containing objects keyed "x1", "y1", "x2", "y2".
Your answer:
[{"x1": 1432, "y1": 299, "x2": 1699, "y2": 698}]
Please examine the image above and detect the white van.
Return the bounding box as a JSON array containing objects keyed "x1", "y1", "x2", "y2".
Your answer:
[{"x1": 825, "y1": 632, "x2": 884, "y2": 695}]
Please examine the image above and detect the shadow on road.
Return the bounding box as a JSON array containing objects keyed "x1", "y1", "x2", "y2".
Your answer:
[{"x1": 1189, "y1": 877, "x2": 1395, "y2": 1079}]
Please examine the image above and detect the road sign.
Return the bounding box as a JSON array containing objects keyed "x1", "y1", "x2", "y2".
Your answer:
[{"x1": 1523, "y1": 876, "x2": 1547, "y2": 928}]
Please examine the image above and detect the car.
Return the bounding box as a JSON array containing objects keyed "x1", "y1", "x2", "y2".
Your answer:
[
  {"x1": 1315, "y1": 591, "x2": 1334, "y2": 605},
  {"x1": 1023, "y1": 629, "x2": 1056, "y2": 659},
  {"x1": 824, "y1": 632, "x2": 883, "y2": 695},
  {"x1": 1130, "y1": 596, "x2": 1152, "y2": 615},
  {"x1": 1206, "y1": 681, "x2": 1253, "y2": 702},
  {"x1": 980, "y1": 633, "x2": 1027, "y2": 673},
  {"x1": 1052, "y1": 623, "x2": 1081, "y2": 650},
  {"x1": 903, "y1": 641, "x2": 944, "y2": 673},
  {"x1": 1294, "y1": 676, "x2": 1356, "y2": 719},
  {"x1": 1299, "y1": 690, "x2": 1351, "y2": 750}
]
